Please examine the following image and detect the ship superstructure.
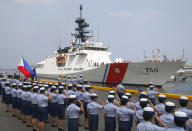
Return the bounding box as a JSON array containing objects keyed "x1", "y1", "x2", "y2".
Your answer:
[{"x1": 36, "y1": 5, "x2": 184, "y2": 86}]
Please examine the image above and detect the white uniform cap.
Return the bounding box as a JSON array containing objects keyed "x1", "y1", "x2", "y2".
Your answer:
[
  {"x1": 122, "y1": 95, "x2": 128, "y2": 99},
  {"x1": 174, "y1": 111, "x2": 187, "y2": 118},
  {"x1": 59, "y1": 86, "x2": 64, "y2": 89},
  {"x1": 12, "y1": 83, "x2": 17, "y2": 86},
  {"x1": 33, "y1": 83, "x2": 37, "y2": 85},
  {"x1": 180, "y1": 96, "x2": 188, "y2": 100},
  {"x1": 91, "y1": 93, "x2": 97, "y2": 97},
  {"x1": 49, "y1": 83, "x2": 53, "y2": 85},
  {"x1": 23, "y1": 85, "x2": 28, "y2": 88},
  {"x1": 125, "y1": 93, "x2": 131, "y2": 96},
  {"x1": 68, "y1": 84, "x2": 73, "y2": 87},
  {"x1": 40, "y1": 87, "x2": 45, "y2": 91},
  {"x1": 109, "y1": 90, "x2": 115, "y2": 93},
  {"x1": 77, "y1": 85, "x2": 82, "y2": 87},
  {"x1": 44, "y1": 85, "x2": 49, "y2": 87},
  {"x1": 140, "y1": 92, "x2": 147, "y2": 95},
  {"x1": 140, "y1": 98, "x2": 148, "y2": 102},
  {"x1": 143, "y1": 107, "x2": 154, "y2": 112},
  {"x1": 158, "y1": 95, "x2": 166, "y2": 98},
  {"x1": 33, "y1": 86, "x2": 39, "y2": 89},
  {"x1": 18, "y1": 83, "x2": 23, "y2": 86},
  {"x1": 6, "y1": 82, "x2": 10, "y2": 84},
  {"x1": 108, "y1": 95, "x2": 115, "y2": 99},
  {"x1": 150, "y1": 85, "x2": 154, "y2": 88},
  {"x1": 52, "y1": 86, "x2": 57, "y2": 89},
  {"x1": 69, "y1": 95, "x2": 76, "y2": 99},
  {"x1": 165, "y1": 102, "x2": 175, "y2": 107},
  {"x1": 73, "y1": 76, "x2": 76, "y2": 78}
]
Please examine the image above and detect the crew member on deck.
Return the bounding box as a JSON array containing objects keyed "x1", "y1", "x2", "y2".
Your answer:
[
  {"x1": 155, "y1": 95, "x2": 167, "y2": 115},
  {"x1": 78, "y1": 75, "x2": 84, "y2": 85},
  {"x1": 16, "y1": 83, "x2": 23, "y2": 119},
  {"x1": 87, "y1": 93, "x2": 104, "y2": 131},
  {"x1": 67, "y1": 95, "x2": 84, "y2": 131},
  {"x1": 76, "y1": 85, "x2": 84, "y2": 126},
  {"x1": 21, "y1": 85, "x2": 27, "y2": 123},
  {"x1": 83, "y1": 85, "x2": 92, "y2": 129},
  {"x1": 26, "y1": 85, "x2": 33, "y2": 127},
  {"x1": 136, "y1": 107, "x2": 168, "y2": 131},
  {"x1": 37, "y1": 87, "x2": 51, "y2": 131},
  {"x1": 11, "y1": 83, "x2": 17, "y2": 117},
  {"x1": 178, "y1": 96, "x2": 192, "y2": 119},
  {"x1": 159, "y1": 102, "x2": 176, "y2": 128},
  {"x1": 5, "y1": 82, "x2": 12, "y2": 112},
  {"x1": 49, "y1": 86, "x2": 58, "y2": 127},
  {"x1": 116, "y1": 79, "x2": 125, "y2": 99},
  {"x1": 58, "y1": 76, "x2": 62, "y2": 86},
  {"x1": 1, "y1": 78, "x2": 6, "y2": 103},
  {"x1": 167, "y1": 111, "x2": 188, "y2": 131},
  {"x1": 104, "y1": 95, "x2": 118, "y2": 131},
  {"x1": 117, "y1": 95, "x2": 136, "y2": 131},
  {"x1": 147, "y1": 85, "x2": 158, "y2": 105},
  {"x1": 57, "y1": 86, "x2": 68, "y2": 131},
  {"x1": 31, "y1": 86, "x2": 39, "y2": 131}
]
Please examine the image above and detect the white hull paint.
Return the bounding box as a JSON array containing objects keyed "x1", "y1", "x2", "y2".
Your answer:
[{"x1": 36, "y1": 61, "x2": 184, "y2": 86}]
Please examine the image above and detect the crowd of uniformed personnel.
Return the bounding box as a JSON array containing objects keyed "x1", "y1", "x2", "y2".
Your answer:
[{"x1": 0, "y1": 74, "x2": 192, "y2": 131}]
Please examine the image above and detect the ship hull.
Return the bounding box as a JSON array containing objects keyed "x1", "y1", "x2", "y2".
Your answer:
[{"x1": 36, "y1": 61, "x2": 184, "y2": 86}]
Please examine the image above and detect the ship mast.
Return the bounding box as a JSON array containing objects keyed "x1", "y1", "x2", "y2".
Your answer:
[{"x1": 72, "y1": 5, "x2": 91, "y2": 45}]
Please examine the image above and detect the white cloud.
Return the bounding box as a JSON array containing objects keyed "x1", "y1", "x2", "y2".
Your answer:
[
  {"x1": 106, "y1": 9, "x2": 164, "y2": 24},
  {"x1": 16, "y1": 0, "x2": 56, "y2": 4}
]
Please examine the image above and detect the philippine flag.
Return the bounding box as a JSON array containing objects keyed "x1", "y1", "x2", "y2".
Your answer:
[{"x1": 17, "y1": 57, "x2": 35, "y2": 78}]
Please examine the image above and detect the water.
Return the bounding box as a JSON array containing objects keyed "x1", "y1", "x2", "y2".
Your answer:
[{"x1": 1, "y1": 68, "x2": 192, "y2": 96}]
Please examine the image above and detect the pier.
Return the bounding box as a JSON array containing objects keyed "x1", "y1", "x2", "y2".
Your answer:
[{"x1": 0, "y1": 84, "x2": 191, "y2": 131}]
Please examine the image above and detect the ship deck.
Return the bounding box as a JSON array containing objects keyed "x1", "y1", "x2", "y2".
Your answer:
[{"x1": 0, "y1": 89, "x2": 191, "y2": 131}]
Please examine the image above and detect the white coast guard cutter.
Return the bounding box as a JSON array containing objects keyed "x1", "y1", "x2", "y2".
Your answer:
[{"x1": 36, "y1": 5, "x2": 184, "y2": 87}]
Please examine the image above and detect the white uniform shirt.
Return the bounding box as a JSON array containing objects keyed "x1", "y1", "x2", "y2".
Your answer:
[
  {"x1": 160, "y1": 112, "x2": 175, "y2": 128},
  {"x1": 83, "y1": 92, "x2": 91, "y2": 103},
  {"x1": 104, "y1": 103, "x2": 118, "y2": 117},
  {"x1": 136, "y1": 109, "x2": 144, "y2": 123},
  {"x1": 178, "y1": 107, "x2": 192, "y2": 119},
  {"x1": 155, "y1": 103, "x2": 166, "y2": 115},
  {"x1": 67, "y1": 103, "x2": 80, "y2": 118},
  {"x1": 87, "y1": 101, "x2": 103, "y2": 115},
  {"x1": 37, "y1": 94, "x2": 48, "y2": 107},
  {"x1": 186, "y1": 119, "x2": 192, "y2": 131},
  {"x1": 136, "y1": 121, "x2": 166, "y2": 131},
  {"x1": 116, "y1": 84, "x2": 125, "y2": 93},
  {"x1": 147, "y1": 90, "x2": 158, "y2": 98},
  {"x1": 166, "y1": 127, "x2": 185, "y2": 131},
  {"x1": 56, "y1": 94, "x2": 66, "y2": 104},
  {"x1": 31, "y1": 93, "x2": 38, "y2": 104},
  {"x1": 116, "y1": 106, "x2": 135, "y2": 121}
]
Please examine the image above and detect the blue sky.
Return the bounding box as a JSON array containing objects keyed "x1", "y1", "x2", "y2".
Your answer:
[{"x1": 0, "y1": 0, "x2": 192, "y2": 68}]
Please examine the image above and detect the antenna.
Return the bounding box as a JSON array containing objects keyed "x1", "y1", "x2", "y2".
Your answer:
[
  {"x1": 97, "y1": 25, "x2": 100, "y2": 42},
  {"x1": 152, "y1": 50, "x2": 155, "y2": 60},
  {"x1": 144, "y1": 50, "x2": 147, "y2": 61},
  {"x1": 80, "y1": 5, "x2": 83, "y2": 18},
  {"x1": 157, "y1": 48, "x2": 161, "y2": 61},
  {"x1": 182, "y1": 48, "x2": 185, "y2": 61}
]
